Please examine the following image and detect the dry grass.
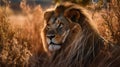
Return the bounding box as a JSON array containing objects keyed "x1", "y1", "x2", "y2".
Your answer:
[
  {"x1": 93, "y1": 0, "x2": 120, "y2": 45},
  {"x1": 0, "y1": 1, "x2": 45, "y2": 67}
]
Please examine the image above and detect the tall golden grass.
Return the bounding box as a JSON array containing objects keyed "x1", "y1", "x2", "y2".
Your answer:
[
  {"x1": 95, "y1": 0, "x2": 120, "y2": 45},
  {"x1": 0, "y1": 1, "x2": 46, "y2": 67}
]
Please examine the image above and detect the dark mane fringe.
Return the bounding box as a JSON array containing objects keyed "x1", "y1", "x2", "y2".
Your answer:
[{"x1": 40, "y1": 2, "x2": 120, "y2": 67}]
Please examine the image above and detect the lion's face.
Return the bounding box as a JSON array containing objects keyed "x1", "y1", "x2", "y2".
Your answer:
[{"x1": 45, "y1": 14, "x2": 71, "y2": 52}]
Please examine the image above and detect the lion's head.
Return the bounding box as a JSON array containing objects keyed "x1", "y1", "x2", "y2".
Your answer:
[{"x1": 41, "y1": 3, "x2": 83, "y2": 53}]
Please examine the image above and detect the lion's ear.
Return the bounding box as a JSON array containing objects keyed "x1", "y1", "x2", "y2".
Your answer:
[
  {"x1": 44, "y1": 11, "x2": 54, "y2": 21},
  {"x1": 64, "y1": 8, "x2": 80, "y2": 22}
]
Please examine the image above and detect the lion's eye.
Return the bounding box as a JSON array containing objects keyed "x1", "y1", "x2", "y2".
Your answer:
[
  {"x1": 47, "y1": 23, "x2": 50, "y2": 26},
  {"x1": 58, "y1": 23, "x2": 63, "y2": 28}
]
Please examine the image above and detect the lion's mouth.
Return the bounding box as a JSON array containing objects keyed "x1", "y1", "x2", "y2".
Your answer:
[
  {"x1": 48, "y1": 42, "x2": 61, "y2": 51},
  {"x1": 49, "y1": 42, "x2": 61, "y2": 45},
  {"x1": 47, "y1": 38, "x2": 62, "y2": 51}
]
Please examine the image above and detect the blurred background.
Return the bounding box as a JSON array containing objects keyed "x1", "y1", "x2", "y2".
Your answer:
[{"x1": 0, "y1": 0, "x2": 110, "y2": 10}]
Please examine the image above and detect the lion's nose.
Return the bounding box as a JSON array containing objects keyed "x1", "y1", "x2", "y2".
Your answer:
[{"x1": 47, "y1": 35, "x2": 55, "y2": 39}]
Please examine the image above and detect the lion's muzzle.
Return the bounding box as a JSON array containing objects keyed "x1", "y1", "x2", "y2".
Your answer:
[{"x1": 46, "y1": 34, "x2": 62, "y2": 51}]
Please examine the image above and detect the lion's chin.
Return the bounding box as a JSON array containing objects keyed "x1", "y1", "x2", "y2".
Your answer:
[{"x1": 48, "y1": 45, "x2": 61, "y2": 51}]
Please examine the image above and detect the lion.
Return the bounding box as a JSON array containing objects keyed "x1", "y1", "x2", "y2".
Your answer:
[{"x1": 40, "y1": 2, "x2": 120, "y2": 67}]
